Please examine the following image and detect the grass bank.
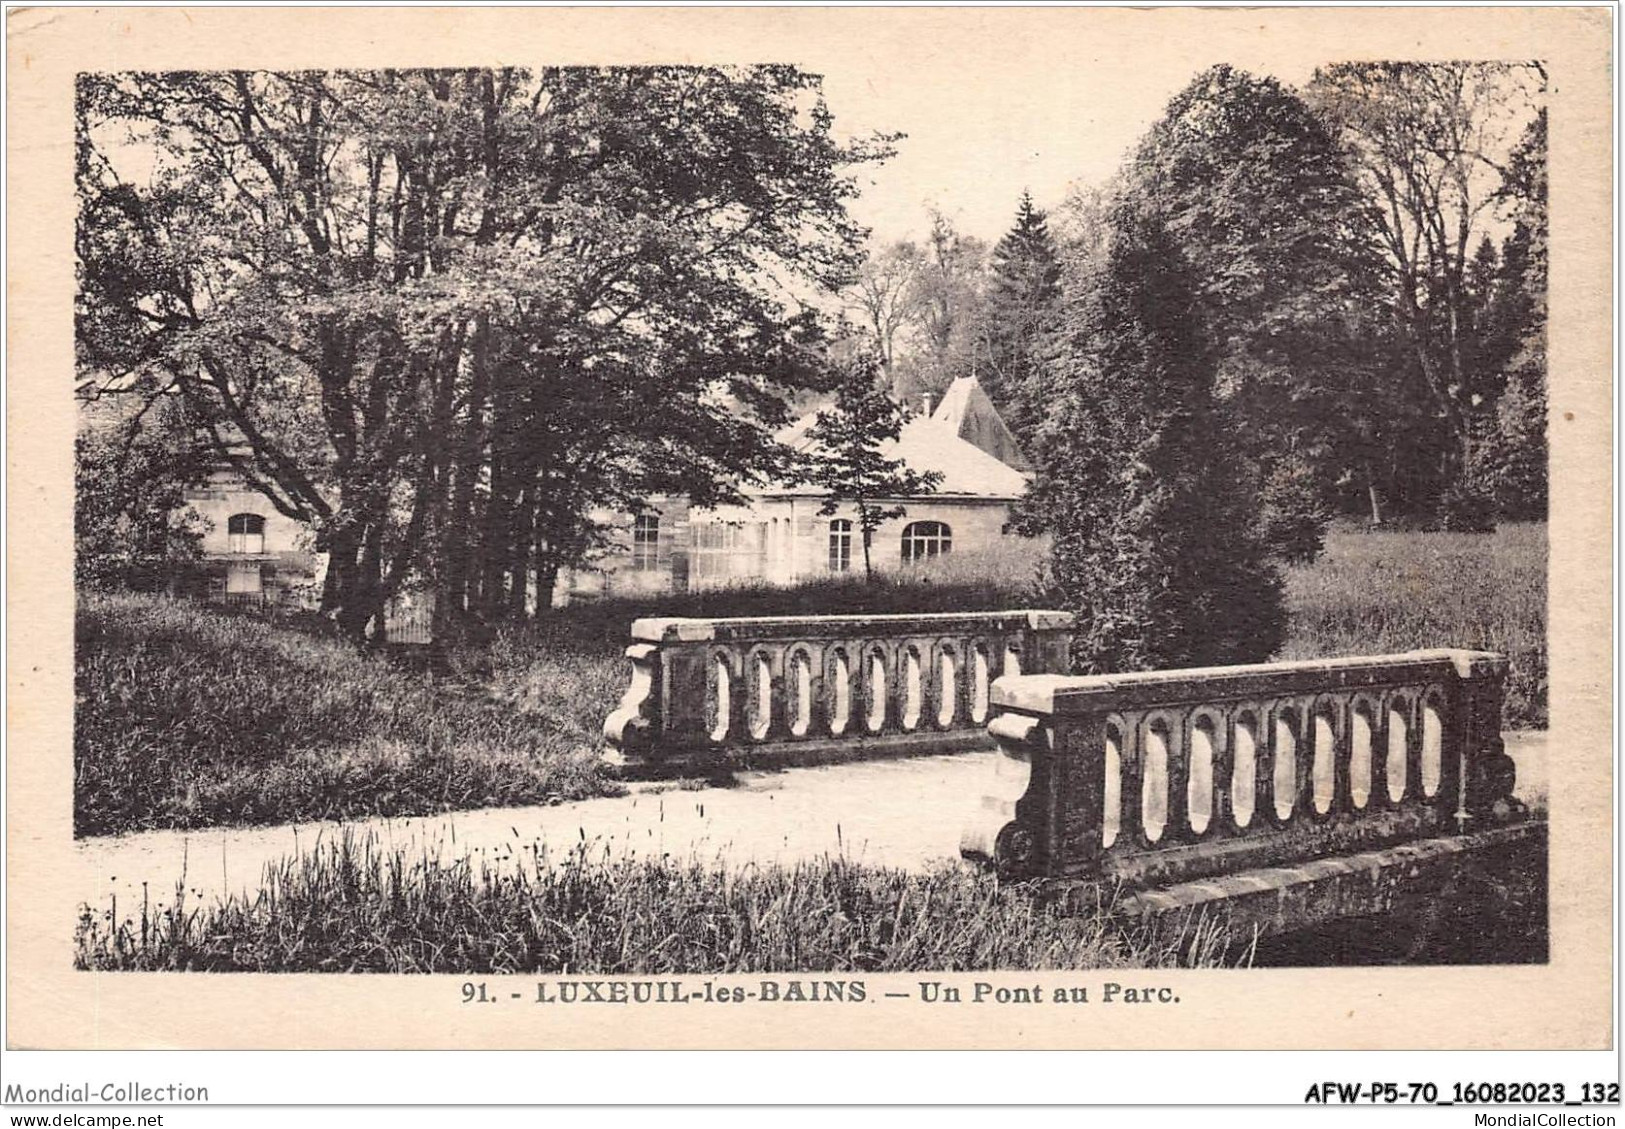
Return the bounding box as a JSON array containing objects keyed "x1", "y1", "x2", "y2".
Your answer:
[
  {"x1": 1280, "y1": 522, "x2": 1546, "y2": 729},
  {"x1": 74, "y1": 833, "x2": 1233, "y2": 973},
  {"x1": 75, "y1": 592, "x2": 614, "y2": 837}
]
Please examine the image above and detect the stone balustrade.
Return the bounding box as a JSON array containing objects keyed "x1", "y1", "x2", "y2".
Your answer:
[
  {"x1": 604, "y1": 610, "x2": 1074, "y2": 771},
  {"x1": 961, "y1": 649, "x2": 1527, "y2": 887}
]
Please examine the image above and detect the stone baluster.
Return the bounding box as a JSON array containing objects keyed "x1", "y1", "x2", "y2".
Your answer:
[
  {"x1": 1327, "y1": 694, "x2": 1353, "y2": 816},
  {"x1": 605, "y1": 610, "x2": 1075, "y2": 770}
]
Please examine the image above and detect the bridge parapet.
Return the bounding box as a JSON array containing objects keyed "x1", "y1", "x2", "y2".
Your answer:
[
  {"x1": 962, "y1": 649, "x2": 1528, "y2": 889},
  {"x1": 605, "y1": 609, "x2": 1075, "y2": 771}
]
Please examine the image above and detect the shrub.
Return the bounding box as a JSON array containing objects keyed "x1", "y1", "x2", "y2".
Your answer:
[
  {"x1": 1022, "y1": 210, "x2": 1285, "y2": 673},
  {"x1": 1259, "y1": 460, "x2": 1330, "y2": 564},
  {"x1": 1437, "y1": 480, "x2": 1499, "y2": 533}
]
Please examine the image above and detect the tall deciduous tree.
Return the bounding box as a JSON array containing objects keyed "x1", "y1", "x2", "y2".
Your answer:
[
  {"x1": 845, "y1": 240, "x2": 922, "y2": 385},
  {"x1": 803, "y1": 356, "x2": 942, "y2": 580},
  {"x1": 888, "y1": 211, "x2": 988, "y2": 403},
  {"x1": 77, "y1": 67, "x2": 893, "y2": 643},
  {"x1": 1119, "y1": 65, "x2": 1377, "y2": 525},
  {"x1": 1021, "y1": 208, "x2": 1284, "y2": 672},
  {"x1": 1308, "y1": 61, "x2": 1545, "y2": 509}
]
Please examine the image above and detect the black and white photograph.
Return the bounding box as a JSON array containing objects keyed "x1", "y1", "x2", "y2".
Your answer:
[{"x1": 5, "y1": 0, "x2": 1613, "y2": 1091}]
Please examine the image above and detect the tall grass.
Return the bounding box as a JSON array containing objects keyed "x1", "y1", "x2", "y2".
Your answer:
[
  {"x1": 1280, "y1": 523, "x2": 1547, "y2": 728},
  {"x1": 75, "y1": 592, "x2": 614, "y2": 837},
  {"x1": 74, "y1": 832, "x2": 1234, "y2": 973}
]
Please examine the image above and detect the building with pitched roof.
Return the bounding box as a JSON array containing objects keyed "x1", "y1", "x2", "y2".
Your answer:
[{"x1": 560, "y1": 375, "x2": 1030, "y2": 600}]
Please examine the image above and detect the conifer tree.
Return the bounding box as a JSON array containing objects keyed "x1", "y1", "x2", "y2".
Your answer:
[
  {"x1": 1021, "y1": 209, "x2": 1284, "y2": 672},
  {"x1": 1485, "y1": 109, "x2": 1548, "y2": 520},
  {"x1": 978, "y1": 191, "x2": 1062, "y2": 440}
]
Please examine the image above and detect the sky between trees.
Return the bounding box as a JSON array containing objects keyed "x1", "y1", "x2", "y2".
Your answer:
[{"x1": 812, "y1": 31, "x2": 1322, "y2": 246}]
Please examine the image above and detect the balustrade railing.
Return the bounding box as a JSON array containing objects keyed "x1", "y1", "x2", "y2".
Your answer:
[
  {"x1": 604, "y1": 610, "x2": 1074, "y2": 769},
  {"x1": 962, "y1": 649, "x2": 1525, "y2": 885}
]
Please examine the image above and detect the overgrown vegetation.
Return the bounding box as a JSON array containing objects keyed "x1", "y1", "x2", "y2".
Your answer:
[
  {"x1": 75, "y1": 398, "x2": 208, "y2": 591},
  {"x1": 75, "y1": 592, "x2": 612, "y2": 837},
  {"x1": 78, "y1": 68, "x2": 895, "y2": 646},
  {"x1": 77, "y1": 64, "x2": 1548, "y2": 657},
  {"x1": 75, "y1": 834, "x2": 1235, "y2": 972}
]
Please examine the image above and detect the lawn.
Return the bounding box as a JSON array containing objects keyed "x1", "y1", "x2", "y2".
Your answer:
[{"x1": 75, "y1": 523, "x2": 1545, "y2": 837}]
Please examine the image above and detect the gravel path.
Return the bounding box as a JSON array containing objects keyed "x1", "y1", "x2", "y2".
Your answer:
[{"x1": 76, "y1": 751, "x2": 1001, "y2": 917}]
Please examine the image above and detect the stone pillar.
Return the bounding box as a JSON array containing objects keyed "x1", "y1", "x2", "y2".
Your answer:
[
  {"x1": 661, "y1": 642, "x2": 712, "y2": 749},
  {"x1": 961, "y1": 711, "x2": 1047, "y2": 873},
  {"x1": 1026, "y1": 610, "x2": 1075, "y2": 675},
  {"x1": 1452, "y1": 650, "x2": 1519, "y2": 823}
]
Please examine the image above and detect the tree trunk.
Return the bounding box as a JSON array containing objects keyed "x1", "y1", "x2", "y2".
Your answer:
[
  {"x1": 442, "y1": 314, "x2": 492, "y2": 626},
  {"x1": 533, "y1": 552, "x2": 561, "y2": 621},
  {"x1": 860, "y1": 507, "x2": 874, "y2": 580},
  {"x1": 508, "y1": 484, "x2": 535, "y2": 618},
  {"x1": 1365, "y1": 461, "x2": 1384, "y2": 526}
]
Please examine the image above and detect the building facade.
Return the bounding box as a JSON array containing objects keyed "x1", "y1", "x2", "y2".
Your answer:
[
  {"x1": 163, "y1": 376, "x2": 1026, "y2": 610},
  {"x1": 559, "y1": 376, "x2": 1030, "y2": 601},
  {"x1": 182, "y1": 467, "x2": 321, "y2": 603}
]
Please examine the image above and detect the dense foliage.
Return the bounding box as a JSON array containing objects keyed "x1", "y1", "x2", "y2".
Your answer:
[
  {"x1": 1306, "y1": 62, "x2": 1548, "y2": 521},
  {"x1": 1021, "y1": 210, "x2": 1286, "y2": 672},
  {"x1": 846, "y1": 62, "x2": 1546, "y2": 538},
  {"x1": 75, "y1": 398, "x2": 208, "y2": 590},
  {"x1": 78, "y1": 62, "x2": 1548, "y2": 683}
]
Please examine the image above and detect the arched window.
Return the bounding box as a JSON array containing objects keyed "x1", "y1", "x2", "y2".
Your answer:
[
  {"x1": 900, "y1": 520, "x2": 952, "y2": 563},
  {"x1": 828, "y1": 519, "x2": 853, "y2": 572},
  {"x1": 631, "y1": 513, "x2": 660, "y2": 570},
  {"x1": 227, "y1": 513, "x2": 265, "y2": 555}
]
